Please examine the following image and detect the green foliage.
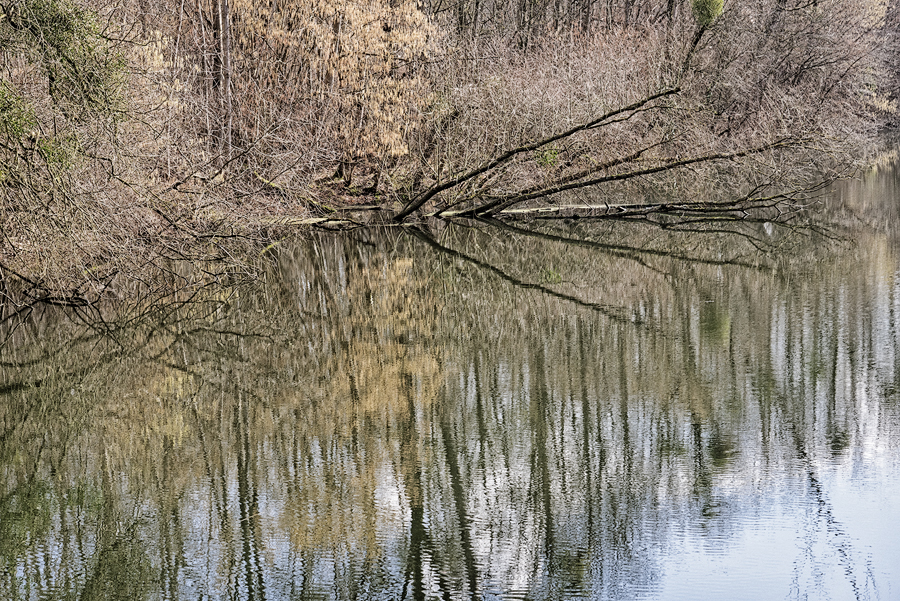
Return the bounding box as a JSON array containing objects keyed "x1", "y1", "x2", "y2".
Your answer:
[
  {"x1": 0, "y1": 83, "x2": 36, "y2": 139},
  {"x1": 700, "y1": 302, "x2": 731, "y2": 345},
  {"x1": 1, "y1": 0, "x2": 125, "y2": 119},
  {"x1": 540, "y1": 267, "x2": 563, "y2": 283},
  {"x1": 535, "y1": 147, "x2": 560, "y2": 168},
  {"x1": 691, "y1": 0, "x2": 724, "y2": 28},
  {"x1": 1, "y1": 0, "x2": 123, "y2": 199},
  {"x1": 78, "y1": 535, "x2": 155, "y2": 601},
  {"x1": 37, "y1": 135, "x2": 78, "y2": 169}
]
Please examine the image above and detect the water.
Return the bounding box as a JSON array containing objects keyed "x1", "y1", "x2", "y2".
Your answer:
[{"x1": 3, "y1": 164, "x2": 900, "y2": 600}]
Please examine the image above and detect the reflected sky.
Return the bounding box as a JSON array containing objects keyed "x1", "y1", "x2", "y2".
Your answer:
[{"x1": 3, "y1": 163, "x2": 900, "y2": 600}]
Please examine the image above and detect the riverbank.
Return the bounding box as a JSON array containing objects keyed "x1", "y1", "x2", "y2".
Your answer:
[{"x1": 1, "y1": 0, "x2": 893, "y2": 301}]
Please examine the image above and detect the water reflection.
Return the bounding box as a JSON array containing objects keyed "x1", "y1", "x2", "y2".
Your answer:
[{"x1": 3, "y1": 167, "x2": 900, "y2": 600}]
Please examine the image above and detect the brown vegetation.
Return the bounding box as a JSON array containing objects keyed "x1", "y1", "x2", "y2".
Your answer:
[{"x1": 0, "y1": 0, "x2": 894, "y2": 301}]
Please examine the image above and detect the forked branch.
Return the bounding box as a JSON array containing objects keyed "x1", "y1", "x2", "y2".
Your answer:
[
  {"x1": 464, "y1": 136, "x2": 803, "y2": 217},
  {"x1": 393, "y1": 87, "x2": 681, "y2": 221}
]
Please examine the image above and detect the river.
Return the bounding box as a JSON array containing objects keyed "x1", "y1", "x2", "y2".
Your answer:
[{"x1": 2, "y1": 161, "x2": 900, "y2": 600}]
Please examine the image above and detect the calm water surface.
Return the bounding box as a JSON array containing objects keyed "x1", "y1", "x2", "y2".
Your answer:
[{"x1": 3, "y1": 166, "x2": 900, "y2": 600}]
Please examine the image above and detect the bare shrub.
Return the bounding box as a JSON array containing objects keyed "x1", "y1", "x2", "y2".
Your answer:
[
  {"x1": 398, "y1": 0, "x2": 883, "y2": 218},
  {"x1": 0, "y1": 0, "x2": 144, "y2": 295},
  {"x1": 0, "y1": 0, "x2": 271, "y2": 302}
]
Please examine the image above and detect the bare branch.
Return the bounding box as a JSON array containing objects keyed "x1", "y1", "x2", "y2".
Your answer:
[{"x1": 394, "y1": 87, "x2": 681, "y2": 221}]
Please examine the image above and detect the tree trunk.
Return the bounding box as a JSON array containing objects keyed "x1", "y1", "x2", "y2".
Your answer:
[{"x1": 217, "y1": 0, "x2": 233, "y2": 159}]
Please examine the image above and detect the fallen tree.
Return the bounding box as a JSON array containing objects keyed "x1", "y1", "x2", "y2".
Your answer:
[
  {"x1": 394, "y1": 87, "x2": 824, "y2": 222},
  {"x1": 389, "y1": 0, "x2": 884, "y2": 223},
  {"x1": 391, "y1": 79, "x2": 852, "y2": 223}
]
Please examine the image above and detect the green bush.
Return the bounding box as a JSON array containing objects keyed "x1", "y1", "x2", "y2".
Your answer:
[
  {"x1": 0, "y1": 83, "x2": 36, "y2": 139},
  {"x1": 1, "y1": 0, "x2": 125, "y2": 119},
  {"x1": 692, "y1": 0, "x2": 724, "y2": 28}
]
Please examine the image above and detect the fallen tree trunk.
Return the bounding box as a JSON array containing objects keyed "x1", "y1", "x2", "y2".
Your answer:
[
  {"x1": 437, "y1": 181, "x2": 831, "y2": 221},
  {"x1": 394, "y1": 87, "x2": 683, "y2": 221},
  {"x1": 392, "y1": 86, "x2": 831, "y2": 223}
]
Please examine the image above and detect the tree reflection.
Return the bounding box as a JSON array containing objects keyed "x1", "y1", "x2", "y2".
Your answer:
[{"x1": 2, "y1": 168, "x2": 900, "y2": 599}]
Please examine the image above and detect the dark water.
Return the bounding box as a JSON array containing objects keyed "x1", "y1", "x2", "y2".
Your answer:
[{"x1": 3, "y1": 166, "x2": 900, "y2": 600}]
